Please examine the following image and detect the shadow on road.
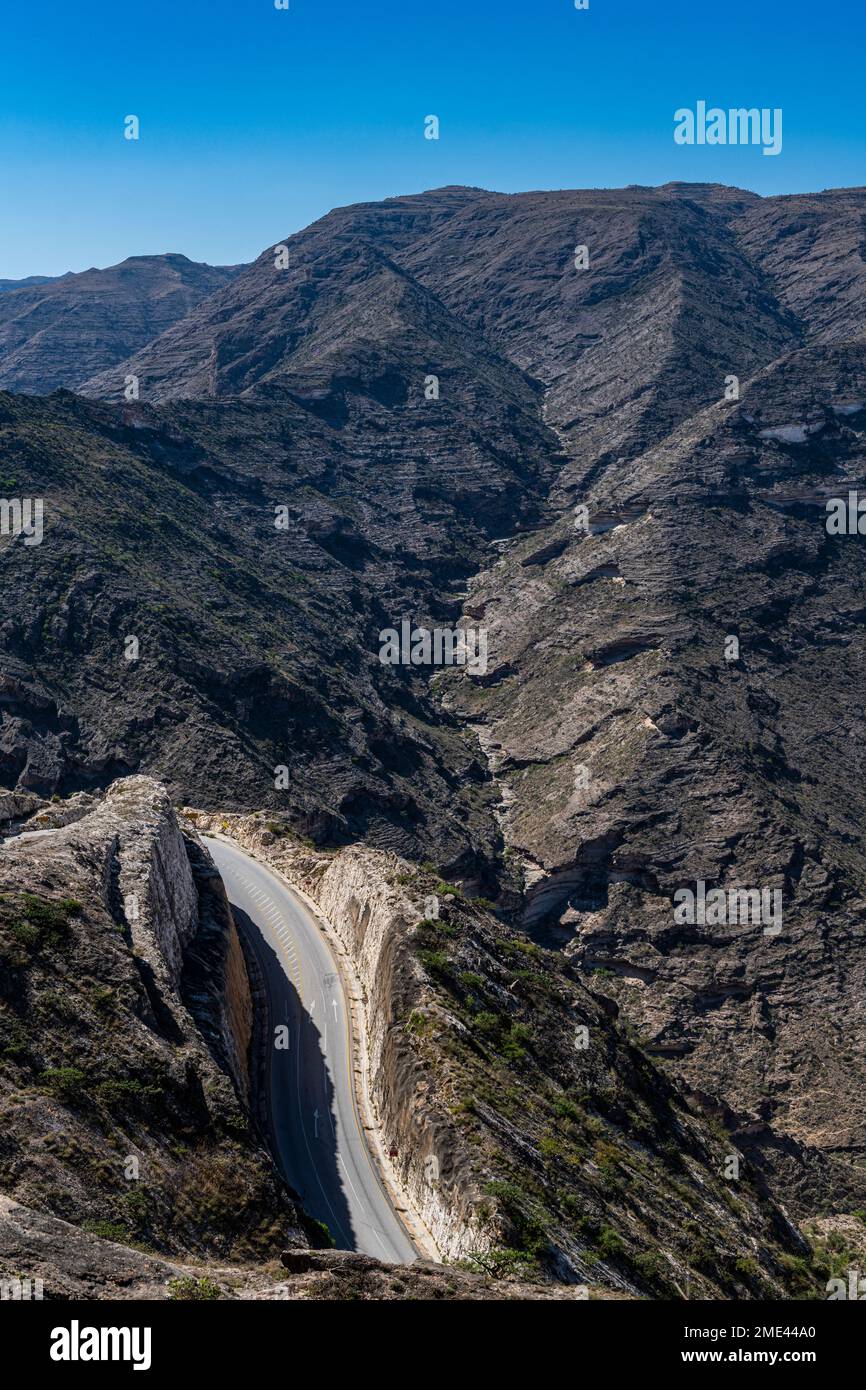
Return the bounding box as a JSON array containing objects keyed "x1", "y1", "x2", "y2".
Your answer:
[{"x1": 232, "y1": 904, "x2": 357, "y2": 1251}]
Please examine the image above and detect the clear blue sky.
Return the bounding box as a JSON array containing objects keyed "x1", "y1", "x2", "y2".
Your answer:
[{"x1": 1, "y1": 0, "x2": 863, "y2": 278}]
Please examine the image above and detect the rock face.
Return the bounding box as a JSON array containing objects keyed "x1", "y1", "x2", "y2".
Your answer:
[
  {"x1": 0, "y1": 777, "x2": 304, "y2": 1261},
  {"x1": 0, "y1": 255, "x2": 242, "y2": 394},
  {"x1": 445, "y1": 344, "x2": 866, "y2": 1200},
  {"x1": 84, "y1": 777, "x2": 199, "y2": 991}
]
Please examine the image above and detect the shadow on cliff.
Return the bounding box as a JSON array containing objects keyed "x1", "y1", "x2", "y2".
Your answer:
[{"x1": 231, "y1": 904, "x2": 356, "y2": 1251}]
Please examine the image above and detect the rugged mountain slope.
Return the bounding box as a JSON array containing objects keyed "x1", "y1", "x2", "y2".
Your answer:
[
  {"x1": 384, "y1": 184, "x2": 797, "y2": 483},
  {"x1": 733, "y1": 187, "x2": 866, "y2": 345},
  {"x1": 0, "y1": 255, "x2": 242, "y2": 394},
  {"x1": 86, "y1": 182, "x2": 866, "y2": 487},
  {"x1": 446, "y1": 339, "x2": 866, "y2": 1203},
  {"x1": 83, "y1": 183, "x2": 794, "y2": 467},
  {"x1": 6, "y1": 181, "x2": 866, "y2": 1241},
  {"x1": 0, "y1": 253, "x2": 557, "y2": 866}
]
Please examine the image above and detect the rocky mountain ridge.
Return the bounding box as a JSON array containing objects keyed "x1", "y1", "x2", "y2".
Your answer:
[{"x1": 0, "y1": 255, "x2": 243, "y2": 395}]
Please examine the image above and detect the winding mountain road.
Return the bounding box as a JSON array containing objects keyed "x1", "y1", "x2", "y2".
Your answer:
[{"x1": 203, "y1": 835, "x2": 416, "y2": 1265}]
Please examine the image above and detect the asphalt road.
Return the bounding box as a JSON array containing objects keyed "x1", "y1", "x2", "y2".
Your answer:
[{"x1": 204, "y1": 835, "x2": 416, "y2": 1264}]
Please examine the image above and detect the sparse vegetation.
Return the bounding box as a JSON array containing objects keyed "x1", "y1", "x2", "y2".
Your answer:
[{"x1": 167, "y1": 1276, "x2": 223, "y2": 1301}]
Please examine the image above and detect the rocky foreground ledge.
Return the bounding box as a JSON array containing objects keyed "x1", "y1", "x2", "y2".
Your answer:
[{"x1": 0, "y1": 1194, "x2": 605, "y2": 1300}]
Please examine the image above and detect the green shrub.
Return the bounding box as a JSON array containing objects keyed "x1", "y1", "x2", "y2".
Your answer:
[
  {"x1": 1, "y1": 894, "x2": 82, "y2": 954},
  {"x1": 0, "y1": 1015, "x2": 29, "y2": 1058},
  {"x1": 167, "y1": 1277, "x2": 223, "y2": 1301},
  {"x1": 95, "y1": 1077, "x2": 164, "y2": 1110},
  {"x1": 418, "y1": 949, "x2": 450, "y2": 977},
  {"x1": 473, "y1": 1011, "x2": 500, "y2": 1037},
  {"x1": 553, "y1": 1096, "x2": 582, "y2": 1124},
  {"x1": 460, "y1": 1247, "x2": 536, "y2": 1280},
  {"x1": 597, "y1": 1226, "x2": 624, "y2": 1260},
  {"x1": 89, "y1": 986, "x2": 116, "y2": 1015},
  {"x1": 39, "y1": 1066, "x2": 86, "y2": 1100},
  {"x1": 302, "y1": 1216, "x2": 335, "y2": 1249},
  {"x1": 539, "y1": 1135, "x2": 566, "y2": 1158},
  {"x1": 501, "y1": 1023, "x2": 531, "y2": 1062},
  {"x1": 483, "y1": 1180, "x2": 549, "y2": 1261},
  {"x1": 593, "y1": 1139, "x2": 621, "y2": 1175},
  {"x1": 405, "y1": 1010, "x2": 430, "y2": 1037},
  {"x1": 420, "y1": 917, "x2": 459, "y2": 938},
  {"x1": 458, "y1": 971, "x2": 486, "y2": 993},
  {"x1": 632, "y1": 1248, "x2": 665, "y2": 1284},
  {"x1": 83, "y1": 1220, "x2": 131, "y2": 1243},
  {"x1": 10, "y1": 921, "x2": 39, "y2": 947},
  {"x1": 436, "y1": 881, "x2": 462, "y2": 899}
]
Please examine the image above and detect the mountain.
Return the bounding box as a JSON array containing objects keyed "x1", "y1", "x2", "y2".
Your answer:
[
  {"x1": 4, "y1": 183, "x2": 866, "y2": 1284},
  {"x1": 0, "y1": 242, "x2": 557, "y2": 870},
  {"x1": 0, "y1": 255, "x2": 244, "y2": 394},
  {"x1": 0, "y1": 275, "x2": 60, "y2": 293},
  {"x1": 81, "y1": 183, "x2": 784, "y2": 419}
]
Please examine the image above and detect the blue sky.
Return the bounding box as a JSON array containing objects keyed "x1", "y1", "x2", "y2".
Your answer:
[{"x1": 1, "y1": 0, "x2": 863, "y2": 277}]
